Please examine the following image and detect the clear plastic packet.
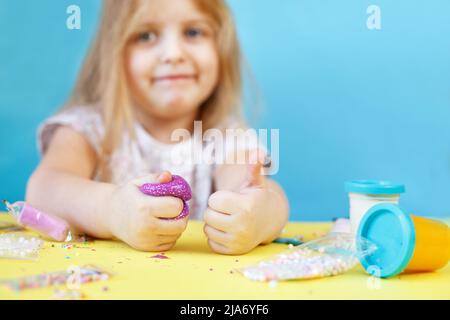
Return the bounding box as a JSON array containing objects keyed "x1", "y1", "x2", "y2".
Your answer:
[
  {"x1": 0, "y1": 233, "x2": 43, "y2": 261},
  {"x1": 239, "y1": 233, "x2": 377, "y2": 281}
]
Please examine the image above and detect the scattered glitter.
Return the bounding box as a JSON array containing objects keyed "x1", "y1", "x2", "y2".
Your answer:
[{"x1": 73, "y1": 234, "x2": 92, "y2": 243}]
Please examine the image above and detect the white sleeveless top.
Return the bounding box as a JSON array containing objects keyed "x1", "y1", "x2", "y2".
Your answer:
[{"x1": 37, "y1": 106, "x2": 256, "y2": 220}]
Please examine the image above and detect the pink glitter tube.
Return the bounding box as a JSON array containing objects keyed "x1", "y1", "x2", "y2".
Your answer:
[
  {"x1": 139, "y1": 175, "x2": 192, "y2": 220},
  {"x1": 4, "y1": 201, "x2": 70, "y2": 242}
]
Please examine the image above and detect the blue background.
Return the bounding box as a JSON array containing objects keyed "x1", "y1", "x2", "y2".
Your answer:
[{"x1": 1, "y1": 0, "x2": 449, "y2": 221}]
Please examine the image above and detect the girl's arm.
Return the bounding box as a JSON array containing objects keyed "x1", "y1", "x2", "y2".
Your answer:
[
  {"x1": 203, "y1": 149, "x2": 289, "y2": 254},
  {"x1": 26, "y1": 127, "x2": 188, "y2": 251},
  {"x1": 26, "y1": 126, "x2": 115, "y2": 238}
]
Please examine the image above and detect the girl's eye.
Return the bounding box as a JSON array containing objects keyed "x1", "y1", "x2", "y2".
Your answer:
[
  {"x1": 137, "y1": 31, "x2": 157, "y2": 43},
  {"x1": 185, "y1": 28, "x2": 204, "y2": 39}
]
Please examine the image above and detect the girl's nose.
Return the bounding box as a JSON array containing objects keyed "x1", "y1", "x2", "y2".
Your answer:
[{"x1": 159, "y1": 33, "x2": 185, "y2": 64}]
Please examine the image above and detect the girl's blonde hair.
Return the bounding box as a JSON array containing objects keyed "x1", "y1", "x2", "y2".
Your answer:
[{"x1": 65, "y1": 0, "x2": 244, "y2": 180}]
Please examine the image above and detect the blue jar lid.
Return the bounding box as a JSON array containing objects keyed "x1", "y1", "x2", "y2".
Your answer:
[
  {"x1": 345, "y1": 180, "x2": 405, "y2": 195},
  {"x1": 356, "y1": 203, "x2": 416, "y2": 278}
]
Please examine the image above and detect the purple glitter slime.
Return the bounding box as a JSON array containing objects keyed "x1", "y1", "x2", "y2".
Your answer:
[{"x1": 139, "y1": 175, "x2": 192, "y2": 220}]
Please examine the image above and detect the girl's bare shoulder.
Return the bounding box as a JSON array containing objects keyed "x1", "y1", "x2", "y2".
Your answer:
[{"x1": 37, "y1": 105, "x2": 104, "y2": 157}]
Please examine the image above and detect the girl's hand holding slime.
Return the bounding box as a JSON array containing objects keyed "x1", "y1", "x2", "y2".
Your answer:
[
  {"x1": 106, "y1": 171, "x2": 189, "y2": 252},
  {"x1": 139, "y1": 173, "x2": 192, "y2": 220}
]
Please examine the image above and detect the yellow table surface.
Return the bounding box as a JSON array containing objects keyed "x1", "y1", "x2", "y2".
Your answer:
[{"x1": 1, "y1": 213, "x2": 449, "y2": 300}]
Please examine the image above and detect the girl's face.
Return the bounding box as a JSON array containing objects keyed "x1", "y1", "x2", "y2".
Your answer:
[{"x1": 126, "y1": 0, "x2": 219, "y2": 121}]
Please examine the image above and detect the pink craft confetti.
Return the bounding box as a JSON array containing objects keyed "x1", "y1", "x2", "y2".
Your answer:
[{"x1": 150, "y1": 253, "x2": 169, "y2": 259}]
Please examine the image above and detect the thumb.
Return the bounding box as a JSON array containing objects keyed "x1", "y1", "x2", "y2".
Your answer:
[
  {"x1": 131, "y1": 171, "x2": 173, "y2": 187},
  {"x1": 241, "y1": 149, "x2": 266, "y2": 189}
]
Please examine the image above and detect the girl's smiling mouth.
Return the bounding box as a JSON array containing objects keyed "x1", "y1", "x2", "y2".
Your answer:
[{"x1": 153, "y1": 74, "x2": 197, "y2": 84}]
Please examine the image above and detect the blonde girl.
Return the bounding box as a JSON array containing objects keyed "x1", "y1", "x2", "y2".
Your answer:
[{"x1": 26, "y1": 0, "x2": 289, "y2": 254}]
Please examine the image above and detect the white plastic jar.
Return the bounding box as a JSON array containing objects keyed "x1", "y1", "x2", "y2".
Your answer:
[{"x1": 345, "y1": 180, "x2": 405, "y2": 235}]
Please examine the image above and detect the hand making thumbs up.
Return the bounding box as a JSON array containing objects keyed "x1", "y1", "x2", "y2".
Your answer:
[{"x1": 203, "y1": 149, "x2": 288, "y2": 255}]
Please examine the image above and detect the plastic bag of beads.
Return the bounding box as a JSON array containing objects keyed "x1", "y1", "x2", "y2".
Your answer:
[
  {"x1": 0, "y1": 233, "x2": 43, "y2": 261},
  {"x1": 239, "y1": 232, "x2": 377, "y2": 281},
  {"x1": 0, "y1": 265, "x2": 110, "y2": 292}
]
